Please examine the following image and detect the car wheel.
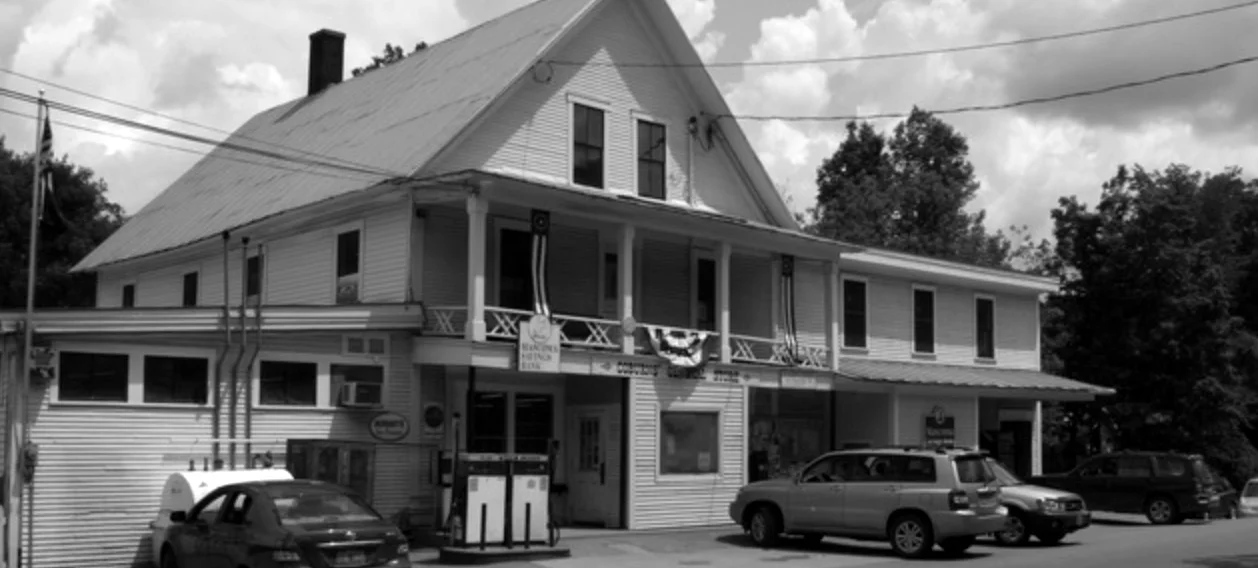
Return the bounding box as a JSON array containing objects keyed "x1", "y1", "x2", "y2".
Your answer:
[
  {"x1": 939, "y1": 536, "x2": 976, "y2": 556},
  {"x1": 995, "y1": 510, "x2": 1032, "y2": 546},
  {"x1": 1037, "y1": 529, "x2": 1067, "y2": 545},
  {"x1": 1145, "y1": 496, "x2": 1178, "y2": 525},
  {"x1": 748, "y1": 506, "x2": 782, "y2": 548},
  {"x1": 160, "y1": 547, "x2": 179, "y2": 568},
  {"x1": 888, "y1": 513, "x2": 934, "y2": 559}
]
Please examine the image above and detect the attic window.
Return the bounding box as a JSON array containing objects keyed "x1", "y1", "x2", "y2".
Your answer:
[{"x1": 572, "y1": 103, "x2": 605, "y2": 189}]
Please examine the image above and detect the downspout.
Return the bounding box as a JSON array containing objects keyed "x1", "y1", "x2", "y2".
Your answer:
[
  {"x1": 213, "y1": 231, "x2": 231, "y2": 467},
  {"x1": 229, "y1": 237, "x2": 251, "y2": 470},
  {"x1": 245, "y1": 242, "x2": 264, "y2": 468}
]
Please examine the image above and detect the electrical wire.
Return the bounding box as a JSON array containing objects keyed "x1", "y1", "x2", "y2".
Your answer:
[
  {"x1": 0, "y1": 87, "x2": 403, "y2": 179},
  {"x1": 0, "y1": 67, "x2": 406, "y2": 176},
  {"x1": 547, "y1": 0, "x2": 1258, "y2": 69},
  {"x1": 0, "y1": 106, "x2": 383, "y2": 183},
  {"x1": 715, "y1": 54, "x2": 1258, "y2": 122}
]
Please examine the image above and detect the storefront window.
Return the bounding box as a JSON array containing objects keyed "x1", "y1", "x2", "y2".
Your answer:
[
  {"x1": 469, "y1": 391, "x2": 508, "y2": 452},
  {"x1": 660, "y1": 411, "x2": 719, "y2": 475},
  {"x1": 748, "y1": 387, "x2": 833, "y2": 482},
  {"x1": 514, "y1": 393, "x2": 553, "y2": 455}
]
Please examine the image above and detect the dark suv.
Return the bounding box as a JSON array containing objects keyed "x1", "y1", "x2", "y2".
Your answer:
[{"x1": 1027, "y1": 451, "x2": 1214, "y2": 525}]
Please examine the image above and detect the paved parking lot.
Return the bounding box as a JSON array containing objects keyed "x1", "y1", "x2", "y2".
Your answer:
[{"x1": 412, "y1": 514, "x2": 1258, "y2": 568}]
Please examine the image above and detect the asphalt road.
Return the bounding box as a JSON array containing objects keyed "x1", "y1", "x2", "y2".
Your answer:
[{"x1": 416, "y1": 514, "x2": 1258, "y2": 568}]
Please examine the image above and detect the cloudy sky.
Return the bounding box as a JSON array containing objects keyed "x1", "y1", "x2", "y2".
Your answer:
[{"x1": 1, "y1": 0, "x2": 1255, "y2": 242}]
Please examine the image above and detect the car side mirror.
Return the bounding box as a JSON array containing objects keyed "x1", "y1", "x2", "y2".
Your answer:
[{"x1": 169, "y1": 511, "x2": 188, "y2": 523}]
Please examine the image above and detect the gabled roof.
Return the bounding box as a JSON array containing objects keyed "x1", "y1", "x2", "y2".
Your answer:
[
  {"x1": 74, "y1": 0, "x2": 598, "y2": 271},
  {"x1": 74, "y1": 0, "x2": 800, "y2": 272}
]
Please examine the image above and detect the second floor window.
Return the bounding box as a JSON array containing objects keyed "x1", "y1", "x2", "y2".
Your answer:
[
  {"x1": 336, "y1": 229, "x2": 361, "y2": 304},
  {"x1": 182, "y1": 272, "x2": 199, "y2": 307},
  {"x1": 572, "y1": 103, "x2": 605, "y2": 188},
  {"x1": 637, "y1": 120, "x2": 666, "y2": 199},
  {"x1": 975, "y1": 296, "x2": 995, "y2": 359},
  {"x1": 842, "y1": 279, "x2": 867, "y2": 349},
  {"x1": 913, "y1": 287, "x2": 935, "y2": 354},
  {"x1": 246, "y1": 254, "x2": 263, "y2": 301},
  {"x1": 695, "y1": 257, "x2": 716, "y2": 331},
  {"x1": 498, "y1": 228, "x2": 533, "y2": 311},
  {"x1": 122, "y1": 284, "x2": 136, "y2": 308}
]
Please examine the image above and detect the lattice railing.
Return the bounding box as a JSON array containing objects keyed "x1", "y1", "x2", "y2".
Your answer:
[
  {"x1": 485, "y1": 307, "x2": 621, "y2": 350},
  {"x1": 424, "y1": 306, "x2": 467, "y2": 336},
  {"x1": 730, "y1": 333, "x2": 830, "y2": 369}
]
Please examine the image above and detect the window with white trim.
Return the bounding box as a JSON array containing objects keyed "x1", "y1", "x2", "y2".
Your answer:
[
  {"x1": 335, "y1": 228, "x2": 362, "y2": 304},
  {"x1": 59, "y1": 351, "x2": 129, "y2": 402},
  {"x1": 636, "y1": 120, "x2": 666, "y2": 199},
  {"x1": 143, "y1": 355, "x2": 210, "y2": 404},
  {"x1": 572, "y1": 103, "x2": 605, "y2": 189},
  {"x1": 913, "y1": 287, "x2": 935, "y2": 354},
  {"x1": 660, "y1": 410, "x2": 720, "y2": 475},
  {"x1": 975, "y1": 296, "x2": 995, "y2": 359},
  {"x1": 182, "y1": 272, "x2": 199, "y2": 307},
  {"x1": 259, "y1": 361, "x2": 318, "y2": 406},
  {"x1": 332, "y1": 364, "x2": 385, "y2": 406},
  {"x1": 246, "y1": 254, "x2": 263, "y2": 302},
  {"x1": 842, "y1": 279, "x2": 868, "y2": 349},
  {"x1": 122, "y1": 284, "x2": 136, "y2": 308},
  {"x1": 343, "y1": 334, "x2": 388, "y2": 357}
]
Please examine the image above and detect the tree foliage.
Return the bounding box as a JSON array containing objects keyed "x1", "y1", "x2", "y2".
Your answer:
[
  {"x1": 807, "y1": 107, "x2": 1014, "y2": 268},
  {"x1": 1047, "y1": 163, "x2": 1258, "y2": 484},
  {"x1": 351, "y1": 42, "x2": 429, "y2": 77},
  {"x1": 0, "y1": 137, "x2": 125, "y2": 308}
]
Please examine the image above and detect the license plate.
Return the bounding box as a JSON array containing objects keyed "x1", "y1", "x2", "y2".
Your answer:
[{"x1": 334, "y1": 550, "x2": 367, "y2": 567}]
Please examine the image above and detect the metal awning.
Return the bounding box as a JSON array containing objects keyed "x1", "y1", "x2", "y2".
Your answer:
[{"x1": 839, "y1": 357, "x2": 1115, "y2": 397}]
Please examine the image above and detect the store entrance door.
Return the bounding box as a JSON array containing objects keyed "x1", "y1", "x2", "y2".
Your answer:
[{"x1": 566, "y1": 405, "x2": 621, "y2": 527}]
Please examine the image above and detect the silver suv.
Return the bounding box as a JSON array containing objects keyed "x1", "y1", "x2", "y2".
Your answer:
[{"x1": 728, "y1": 446, "x2": 1008, "y2": 558}]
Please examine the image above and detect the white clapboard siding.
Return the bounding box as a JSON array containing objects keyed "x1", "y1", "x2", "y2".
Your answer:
[
  {"x1": 639, "y1": 239, "x2": 690, "y2": 328},
  {"x1": 422, "y1": 207, "x2": 469, "y2": 307},
  {"x1": 362, "y1": 205, "x2": 411, "y2": 303},
  {"x1": 629, "y1": 378, "x2": 744, "y2": 529},
  {"x1": 896, "y1": 394, "x2": 978, "y2": 448},
  {"x1": 430, "y1": 0, "x2": 768, "y2": 224},
  {"x1": 995, "y1": 295, "x2": 1039, "y2": 370},
  {"x1": 546, "y1": 224, "x2": 600, "y2": 317},
  {"x1": 729, "y1": 253, "x2": 771, "y2": 337},
  {"x1": 25, "y1": 332, "x2": 419, "y2": 568},
  {"x1": 792, "y1": 262, "x2": 827, "y2": 348}
]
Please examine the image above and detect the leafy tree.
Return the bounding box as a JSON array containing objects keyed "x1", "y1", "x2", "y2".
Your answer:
[
  {"x1": 0, "y1": 137, "x2": 124, "y2": 308},
  {"x1": 807, "y1": 107, "x2": 1012, "y2": 268},
  {"x1": 1048, "y1": 163, "x2": 1258, "y2": 484},
  {"x1": 351, "y1": 42, "x2": 428, "y2": 77}
]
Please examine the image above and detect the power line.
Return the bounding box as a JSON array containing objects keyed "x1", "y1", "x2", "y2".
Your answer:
[
  {"x1": 0, "y1": 67, "x2": 407, "y2": 176},
  {"x1": 0, "y1": 106, "x2": 382, "y2": 183},
  {"x1": 716, "y1": 54, "x2": 1258, "y2": 122},
  {"x1": 548, "y1": 0, "x2": 1258, "y2": 69},
  {"x1": 0, "y1": 87, "x2": 402, "y2": 178}
]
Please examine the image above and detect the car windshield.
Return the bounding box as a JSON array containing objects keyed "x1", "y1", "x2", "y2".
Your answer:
[
  {"x1": 954, "y1": 455, "x2": 996, "y2": 484},
  {"x1": 986, "y1": 459, "x2": 1023, "y2": 486},
  {"x1": 264, "y1": 485, "x2": 382, "y2": 526},
  {"x1": 1244, "y1": 482, "x2": 1258, "y2": 498}
]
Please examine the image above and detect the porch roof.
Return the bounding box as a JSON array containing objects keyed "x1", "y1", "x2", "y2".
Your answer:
[{"x1": 838, "y1": 357, "x2": 1115, "y2": 396}]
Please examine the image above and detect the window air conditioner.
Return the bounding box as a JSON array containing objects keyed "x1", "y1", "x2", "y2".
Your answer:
[{"x1": 338, "y1": 381, "x2": 383, "y2": 408}]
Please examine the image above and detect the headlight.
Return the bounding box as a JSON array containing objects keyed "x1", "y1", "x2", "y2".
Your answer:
[{"x1": 1038, "y1": 499, "x2": 1064, "y2": 513}]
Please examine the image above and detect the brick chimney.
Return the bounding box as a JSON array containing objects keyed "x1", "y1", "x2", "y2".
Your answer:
[{"x1": 308, "y1": 29, "x2": 346, "y2": 96}]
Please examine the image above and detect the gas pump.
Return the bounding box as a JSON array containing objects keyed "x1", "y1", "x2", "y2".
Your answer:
[{"x1": 446, "y1": 451, "x2": 559, "y2": 550}]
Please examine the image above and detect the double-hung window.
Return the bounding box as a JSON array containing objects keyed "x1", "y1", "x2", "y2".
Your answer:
[
  {"x1": 336, "y1": 228, "x2": 362, "y2": 304},
  {"x1": 637, "y1": 120, "x2": 666, "y2": 199},
  {"x1": 912, "y1": 287, "x2": 935, "y2": 355},
  {"x1": 572, "y1": 103, "x2": 605, "y2": 188}
]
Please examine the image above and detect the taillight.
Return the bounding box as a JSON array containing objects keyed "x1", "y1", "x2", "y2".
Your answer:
[{"x1": 948, "y1": 489, "x2": 971, "y2": 510}]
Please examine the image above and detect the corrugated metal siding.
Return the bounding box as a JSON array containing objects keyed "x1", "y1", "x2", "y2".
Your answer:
[
  {"x1": 26, "y1": 332, "x2": 420, "y2": 568},
  {"x1": 422, "y1": 208, "x2": 468, "y2": 306},
  {"x1": 629, "y1": 378, "x2": 744, "y2": 529},
  {"x1": 640, "y1": 239, "x2": 689, "y2": 327},
  {"x1": 433, "y1": 0, "x2": 768, "y2": 223},
  {"x1": 834, "y1": 392, "x2": 890, "y2": 447},
  {"x1": 792, "y1": 262, "x2": 827, "y2": 348},
  {"x1": 896, "y1": 394, "x2": 978, "y2": 448},
  {"x1": 729, "y1": 254, "x2": 771, "y2": 337}
]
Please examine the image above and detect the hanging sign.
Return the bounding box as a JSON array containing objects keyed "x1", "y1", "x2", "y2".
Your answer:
[
  {"x1": 518, "y1": 314, "x2": 561, "y2": 373},
  {"x1": 369, "y1": 412, "x2": 411, "y2": 442},
  {"x1": 924, "y1": 405, "x2": 956, "y2": 447}
]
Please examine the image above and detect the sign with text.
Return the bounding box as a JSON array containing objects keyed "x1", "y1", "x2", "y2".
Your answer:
[
  {"x1": 590, "y1": 357, "x2": 762, "y2": 385},
  {"x1": 923, "y1": 405, "x2": 956, "y2": 447},
  {"x1": 369, "y1": 412, "x2": 411, "y2": 442},
  {"x1": 518, "y1": 314, "x2": 561, "y2": 373}
]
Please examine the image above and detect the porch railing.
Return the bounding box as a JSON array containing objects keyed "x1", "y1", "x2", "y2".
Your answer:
[{"x1": 424, "y1": 305, "x2": 831, "y2": 369}]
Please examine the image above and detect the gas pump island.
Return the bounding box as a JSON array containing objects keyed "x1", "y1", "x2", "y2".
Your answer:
[{"x1": 436, "y1": 413, "x2": 572, "y2": 564}]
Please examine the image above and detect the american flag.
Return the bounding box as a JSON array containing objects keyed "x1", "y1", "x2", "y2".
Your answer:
[{"x1": 36, "y1": 106, "x2": 54, "y2": 223}]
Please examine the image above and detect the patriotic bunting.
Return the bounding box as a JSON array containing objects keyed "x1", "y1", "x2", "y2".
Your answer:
[
  {"x1": 530, "y1": 209, "x2": 552, "y2": 318},
  {"x1": 644, "y1": 325, "x2": 711, "y2": 369}
]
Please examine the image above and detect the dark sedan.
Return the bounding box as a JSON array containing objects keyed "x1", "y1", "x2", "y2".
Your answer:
[{"x1": 159, "y1": 479, "x2": 412, "y2": 568}]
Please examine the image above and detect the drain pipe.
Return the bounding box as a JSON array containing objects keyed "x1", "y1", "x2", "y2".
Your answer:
[
  {"x1": 244, "y1": 242, "x2": 264, "y2": 468},
  {"x1": 229, "y1": 237, "x2": 251, "y2": 469},
  {"x1": 213, "y1": 231, "x2": 231, "y2": 467}
]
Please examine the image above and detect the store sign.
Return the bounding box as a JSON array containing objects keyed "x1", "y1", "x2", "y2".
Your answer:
[
  {"x1": 589, "y1": 357, "x2": 763, "y2": 385},
  {"x1": 923, "y1": 405, "x2": 956, "y2": 447},
  {"x1": 780, "y1": 373, "x2": 832, "y2": 391},
  {"x1": 369, "y1": 412, "x2": 411, "y2": 442},
  {"x1": 518, "y1": 314, "x2": 561, "y2": 373}
]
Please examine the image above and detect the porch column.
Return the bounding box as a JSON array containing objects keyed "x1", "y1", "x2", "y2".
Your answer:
[
  {"x1": 1032, "y1": 401, "x2": 1044, "y2": 475},
  {"x1": 716, "y1": 241, "x2": 732, "y2": 363},
  {"x1": 825, "y1": 259, "x2": 840, "y2": 371},
  {"x1": 465, "y1": 194, "x2": 488, "y2": 341},
  {"x1": 618, "y1": 224, "x2": 636, "y2": 354}
]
